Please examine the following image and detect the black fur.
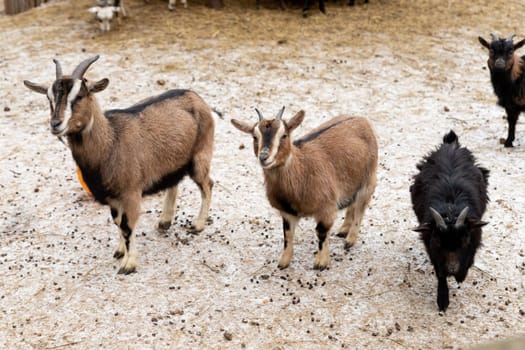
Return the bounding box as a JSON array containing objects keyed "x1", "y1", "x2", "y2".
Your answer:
[
  {"x1": 410, "y1": 130, "x2": 489, "y2": 311},
  {"x1": 76, "y1": 163, "x2": 118, "y2": 204},
  {"x1": 120, "y1": 213, "x2": 132, "y2": 250},
  {"x1": 294, "y1": 117, "x2": 353, "y2": 147},
  {"x1": 282, "y1": 218, "x2": 290, "y2": 248},
  {"x1": 143, "y1": 161, "x2": 193, "y2": 196},
  {"x1": 104, "y1": 89, "x2": 189, "y2": 116},
  {"x1": 275, "y1": 196, "x2": 298, "y2": 216},
  {"x1": 480, "y1": 37, "x2": 525, "y2": 147},
  {"x1": 315, "y1": 222, "x2": 329, "y2": 251}
]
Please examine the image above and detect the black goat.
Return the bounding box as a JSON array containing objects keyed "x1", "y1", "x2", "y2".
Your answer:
[
  {"x1": 410, "y1": 131, "x2": 489, "y2": 311},
  {"x1": 479, "y1": 34, "x2": 525, "y2": 147}
]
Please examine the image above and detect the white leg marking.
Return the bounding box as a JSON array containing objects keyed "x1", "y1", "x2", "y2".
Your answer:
[
  {"x1": 159, "y1": 186, "x2": 178, "y2": 229},
  {"x1": 194, "y1": 184, "x2": 211, "y2": 232},
  {"x1": 278, "y1": 214, "x2": 298, "y2": 269},
  {"x1": 119, "y1": 232, "x2": 137, "y2": 273}
]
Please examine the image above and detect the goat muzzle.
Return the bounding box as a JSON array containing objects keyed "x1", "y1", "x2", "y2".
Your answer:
[
  {"x1": 50, "y1": 119, "x2": 65, "y2": 135},
  {"x1": 494, "y1": 58, "x2": 506, "y2": 70}
]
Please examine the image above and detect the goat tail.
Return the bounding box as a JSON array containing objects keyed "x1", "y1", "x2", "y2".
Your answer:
[
  {"x1": 212, "y1": 108, "x2": 224, "y2": 120},
  {"x1": 443, "y1": 130, "x2": 458, "y2": 145}
]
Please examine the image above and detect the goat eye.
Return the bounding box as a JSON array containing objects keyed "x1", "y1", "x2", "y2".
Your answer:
[{"x1": 281, "y1": 134, "x2": 288, "y2": 140}]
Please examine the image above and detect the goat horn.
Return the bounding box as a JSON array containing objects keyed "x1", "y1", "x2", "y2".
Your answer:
[
  {"x1": 455, "y1": 206, "x2": 469, "y2": 228},
  {"x1": 506, "y1": 34, "x2": 516, "y2": 42},
  {"x1": 53, "y1": 59, "x2": 63, "y2": 80},
  {"x1": 255, "y1": 108, "x2": 264, "y2": 121},
  {"x1": 490, "y1": 33, "x2": 498, "y2": 41},
  {"x1": 275, "y1": 106, "x2": 285, "y2": 121},
  {"x1": 429, "y1": 207, "x2": 447, "y2": 230},
  {"x1": 71, "y1": 55, "x2": 100, "y2": 80}
]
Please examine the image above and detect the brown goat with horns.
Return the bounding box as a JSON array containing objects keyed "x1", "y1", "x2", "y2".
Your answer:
[
  {"x1": 232, "y1": 107, "x2": 378, "y2": 270},
  {"x1": 24, "y1": 56, "x2": 215, "y2": 274}
]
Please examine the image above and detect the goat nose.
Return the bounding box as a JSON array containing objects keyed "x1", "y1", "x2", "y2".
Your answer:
[
  {"x1": 50, "y1": 119, "x2": 62, "y2": 129},
  {"x1": 259, "y1": 150, "x2": 269, "y2": 163},
  {"x1": 494, "y1": 58, "x2": 506, "y2": 69}
]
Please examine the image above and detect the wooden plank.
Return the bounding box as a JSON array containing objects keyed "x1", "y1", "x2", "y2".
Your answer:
[{"x1": 5, "y1": 0, "x2": 47, "y2": 15}]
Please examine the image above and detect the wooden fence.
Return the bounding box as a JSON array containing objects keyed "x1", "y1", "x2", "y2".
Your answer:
[{"x1": 4, "y1": 0, "x2": 48, "y2": 15}]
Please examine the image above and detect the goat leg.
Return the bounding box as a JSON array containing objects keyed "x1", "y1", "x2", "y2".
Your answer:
[
  {"x1": 313, "y1": 220, "x2": 332, "y2": 270},
  {"x1": 158, "y1": 186, "x2": 178, "y2": 230},
  {"x1": 504, "y1": 109, "x2": 520, "y2": 147},
  {"x1": 437, "y1": 273, "x2": 449, "y2": 311},
  {"x1": 110, "y1": 207, "x2": 125, "y2": 259},
  {"x1": 319, "y1": 0, "x2": 325, "y2": 13},
  {"x1": 302, "y1": 0, "x2": 309, "y2": 17},
  {"x1": 278, "y1": 215, "x2": 298, "y2": 269},
  {"x1": 116, "y1": 195, "x2": 141, "y2": 274}
]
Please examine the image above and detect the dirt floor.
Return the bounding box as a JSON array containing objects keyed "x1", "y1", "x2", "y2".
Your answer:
[{"x1": 1, "y1": 0, "x2": 525, "y2": 349}]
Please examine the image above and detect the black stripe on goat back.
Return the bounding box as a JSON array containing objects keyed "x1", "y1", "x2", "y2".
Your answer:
[
  {"x1": 104, "y1": 89, "x2": 189, "y2": 116},
  {"x1": 293, "y1": 117, "x2": 354, "y2": 147},
  {"x1": 143, "y1": 161, "x2": 193, "y2": 196}
]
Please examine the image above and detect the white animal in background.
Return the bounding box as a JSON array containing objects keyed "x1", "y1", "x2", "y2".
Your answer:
[{"x1": 89, "y1": 0, "x2": 127, "y2": 32}]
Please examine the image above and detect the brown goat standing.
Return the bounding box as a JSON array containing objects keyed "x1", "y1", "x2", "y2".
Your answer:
[
  {"x1": 231, "y1": 107, "x2": 378, "y2": 270},
  {"x1": 24, "y1": 56, "x2": 215, "y2": 274}
]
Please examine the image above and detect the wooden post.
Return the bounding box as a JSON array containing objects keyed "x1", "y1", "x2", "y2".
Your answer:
[{"x1": 5, "y1": 0, "x2": 47, "y2": 15}]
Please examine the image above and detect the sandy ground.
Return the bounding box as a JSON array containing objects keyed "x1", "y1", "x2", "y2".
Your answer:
[{"x1": 1, "y1": 0, "x2": 525, "y2": 349}]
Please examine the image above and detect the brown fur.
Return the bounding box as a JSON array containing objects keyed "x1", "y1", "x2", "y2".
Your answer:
[
  {"x1": 265, "y1": 116, "x2": 377, "y2": 219},
  {"x1": 70, "y1": 91, "x2": 213, "y2": 197},
  {"x1": 232, "y1": 111, "x2": 378, "y2": 270},
  {"x1": 511, "y1": 53, "x2": 523, "y2": 82},
  {"x1": 25, "y1": 66, "x2": 215, "y2": 275}
]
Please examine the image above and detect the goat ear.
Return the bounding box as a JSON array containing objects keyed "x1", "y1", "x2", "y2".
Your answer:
[
  {"x1": 412, "y1": 224, "x2": 430, "y2": 233},
  {"x1": 286, "y1": 110, "x2": 305, "y2": 132},
  {"x1": 231, "y1": 119, "x2": 255, "y2": 134},
  {"x1": 478, "y1": 36, "x2": 490, "y2": 49},
  {"x1": 471, "y1": 220, "x2": 488, "y2": 229},
  {"x1": 514, "y1": 39, "x2": 525, "y2": 51},
  {"x1": 23, "y1": 80, "x2": 48, "y2": 94},
  {"x1": 87, "y1": 78, "x2": 109, "y2": 93}
]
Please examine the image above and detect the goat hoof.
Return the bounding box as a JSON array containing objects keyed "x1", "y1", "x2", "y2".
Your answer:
[
  {"x1": 113, "y1": 250, "x2": 125, "y2": 259},
  {"x1": 313, "y1": 263, "x2": 327, "y2": 271},
  {"x1": 336, "y1": 232, "x2": 346, "y2": 238},
  {"x1": 504, "y1": 141, "x2": 514, "y2": 148},
  {"x1": 277, "y1": 263, "x2": 289, "y2": 270},
  {"x1": 158, "y1": 221, "x2": 172, "y2": 230},
  {"x1": 117, "y1": 266, "x2": 136, "y2": 275},
  {"x1": 191, "y1": 221, "x2": 205, "y2": 233}
]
